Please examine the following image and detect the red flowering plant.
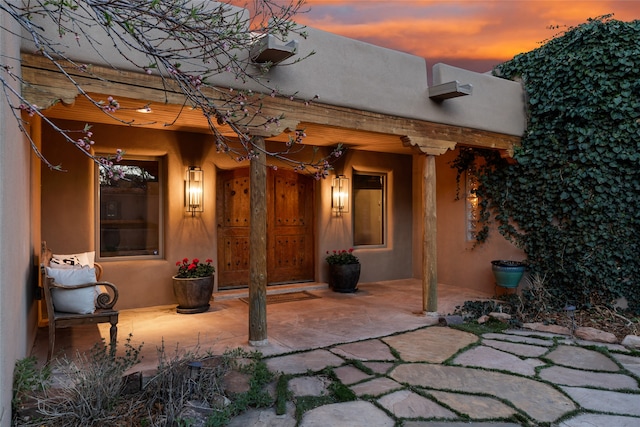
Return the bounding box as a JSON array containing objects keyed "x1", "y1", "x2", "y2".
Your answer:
[
  {"x1": 175, "y1": 258, "x2": 215, "y2": 278},
  {"x1": 325, "y1": 249, "x2": 359, "y2": 265}
]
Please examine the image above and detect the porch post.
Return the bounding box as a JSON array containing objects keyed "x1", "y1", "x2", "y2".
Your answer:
[
  {"x1": 422, "y1": 154, "x2": 438, "y2": 313},
  {"x1": 249, "y1": 135, "x2": 268, "y2": 345}
]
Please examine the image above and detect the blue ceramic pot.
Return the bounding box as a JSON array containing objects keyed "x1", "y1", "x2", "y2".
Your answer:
[{"x1": 491, "y1": 260, "x2": 526, "y2": 289}]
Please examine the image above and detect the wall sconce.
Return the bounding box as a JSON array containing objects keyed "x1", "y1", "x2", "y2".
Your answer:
[
  {"x1": 331, "y1": 175, "x2": 349, "y2": 215},
  {"x1": 185, "y1": 166, "x2": 204, "y2": 216}
]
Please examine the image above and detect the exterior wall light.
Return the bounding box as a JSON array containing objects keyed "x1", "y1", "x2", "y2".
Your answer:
[
  {"x1": 331, "y1": 175, "x2": 349, "y2": 216},
  {"x1": 185, "y1": 166, "x2": 204, "y2": 216}
]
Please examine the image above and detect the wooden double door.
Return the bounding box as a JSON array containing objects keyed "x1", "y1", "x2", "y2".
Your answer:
[{"x1": 217, "y1": 168, "x2": 315, "y2": 289}]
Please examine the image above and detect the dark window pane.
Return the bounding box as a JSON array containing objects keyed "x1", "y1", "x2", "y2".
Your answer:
[
  {"x1": 99, "y1": 159, "x2": 161, "y2": 257},
  {"x1": 353, "y1": 173, "x2": 384, "y2": 246}
]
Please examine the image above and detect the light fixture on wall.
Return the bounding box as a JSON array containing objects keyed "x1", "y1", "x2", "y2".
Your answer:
[
  {"x1": 185, "y1": 166, "x2": 204, "y2": 216},
  {"x1": 331, "y1": 175, "x2": 349, "y2": 216}
]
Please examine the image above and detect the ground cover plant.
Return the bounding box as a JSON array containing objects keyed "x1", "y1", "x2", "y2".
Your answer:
[
  {"x1": 453, "y1": 15, "x2": 640, "y2": 313},
  {"x1": 12, "y1": 339, "x2": 274, "y2": 426}
]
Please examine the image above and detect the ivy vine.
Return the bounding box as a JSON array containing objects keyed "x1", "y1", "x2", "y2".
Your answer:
[{"x1": 453, "y1": 15, "x2": 640, "y2": 311}]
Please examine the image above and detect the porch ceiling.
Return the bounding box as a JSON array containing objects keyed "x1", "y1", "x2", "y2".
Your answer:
[
  {"x1": 42, "y1": 95, "x2": 412, "y2": 155},
  {"x1": 22, "y1": 53, "x2": 520, "y2": 156}
]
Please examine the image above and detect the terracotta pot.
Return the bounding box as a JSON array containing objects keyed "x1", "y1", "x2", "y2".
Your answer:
[
  {"x1": 172, "y1": 275, "x2": 214, "y2": 314},
  {"x1": 328, "y1": 263, "x2": 361, "y2": 293}
]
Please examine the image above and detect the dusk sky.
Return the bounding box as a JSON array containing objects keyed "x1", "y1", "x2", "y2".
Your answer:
[{"x1": 293, "y1": 1, "x2": 640, "y2": 73}]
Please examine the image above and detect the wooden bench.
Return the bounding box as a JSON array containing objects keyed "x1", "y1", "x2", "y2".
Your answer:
[{"x1": 41, "y1": 242, "x2": 119, "y2": 361}]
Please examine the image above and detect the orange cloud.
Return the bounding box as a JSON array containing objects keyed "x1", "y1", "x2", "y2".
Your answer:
[{"x1": 295, "y1": 0, "x2": 640, "y2": 71}]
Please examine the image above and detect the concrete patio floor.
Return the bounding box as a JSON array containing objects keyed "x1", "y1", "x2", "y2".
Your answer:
[{"x1": 31, "y1": 279, "x2": 491, "y2": 369}]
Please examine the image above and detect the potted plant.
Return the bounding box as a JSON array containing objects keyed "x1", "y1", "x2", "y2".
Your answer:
[
  {"x1": 491, "y1": 260, "x2": 526, "y2": 289},
  {"x1": 173, "y1": 258, "x2": 215, "y2": 314},
  {"x1": 326, "y1": 249, "x2": 360, "y2": 293}
]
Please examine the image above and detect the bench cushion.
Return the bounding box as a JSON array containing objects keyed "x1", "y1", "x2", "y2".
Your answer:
[{"x1": 46, "y1": 266, "x2": 97, "y2": 314}]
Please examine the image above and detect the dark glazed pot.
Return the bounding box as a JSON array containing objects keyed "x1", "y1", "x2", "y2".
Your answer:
[
  {"x1": 172, "y1": 275, "x2": 214, "y2": 314},
  {"x1": 328, "y1": 263, "x2": 361, "y2": 293}
]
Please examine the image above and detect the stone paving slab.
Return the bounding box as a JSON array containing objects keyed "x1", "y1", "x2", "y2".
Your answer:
[
  {"x1": 299, "y1": 401, "x2": 394, "y2": 427},
  {"x1": 333, "y1": 365, "x2": 372, "y2": 385},
  {"x1": 288, "y1": 376, "x2": 330, "y2": 397},
  {"x1": 453, "y1": 345, "x2": 544, "y2": 376},
  {"x1": 404, "y1": 422, "x2": 521, "y2": 427},
  {"x1": 227, "y1": 401, "x2": 297, "y2": 427},
  {"x1": 559, "y1": 413, "x2": 640, "y2": 427},
  {"x1": 612, "y1": 353, "x2": 640, "y2": 378},
  {"x1": 574, "y1": 339, "x2": 630, "y2": 352},
  {"x1": 428, "y1": 390, "x2": 517, "y2": 419},
  {"x1": 482, "y1": 333, "x2": 554, "y2": 346},
  {"x1": 391, "y1": 364, "x2": 576, "y2": 423},
  {"x1": 560, "y1": 386, "x2": 640, "y2": 416},
  {"x1": 363, "y1": 361, "x2": 394, "y2": 374},
  {"x1": 349, "y1": 376, "x2": 403, "y2": 397},
  {"x1": 383, "y1": 327, "x2": 478, "y2": 363},
  {"x1": 331, "y1": 339, "x2": 396, "y2": 361},
  {"x1": 539, "y1": 365, "x2": 638, "y2": 389},
  {"x1": 265, "y1": 349, "x2": 344, "y2": 375},
  {"x1": 546, "y1": 345, "x2": 619, "y2": 371},
  {"x1": 503, "y1": 329, "x2": 569, "y2": 339},
  {"x1": 377, "y1": 389, "x2": 457, "y2": 419},
  {"x1": 482, "y1": 338, "x2": 550, "y2": 357}
]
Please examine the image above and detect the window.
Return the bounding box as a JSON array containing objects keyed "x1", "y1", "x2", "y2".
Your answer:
[
  {"x1": 98, "y1": 158, "x2": 162, "y2": 258},
  {"x1": 353, "y1": 172, "x2": 385, "y2": 246}
]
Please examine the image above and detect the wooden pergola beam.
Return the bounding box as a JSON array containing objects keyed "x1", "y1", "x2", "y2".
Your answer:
[{"x1": 21, "y1": 53, "x2": 520, "y2": 155}]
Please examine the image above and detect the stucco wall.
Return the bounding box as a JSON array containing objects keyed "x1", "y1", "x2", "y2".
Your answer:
[
  {"x1": 0, "y1": 7, "x2": 34, "y2": 425},
  {"x1": 41, "y1": 120, "x2": 415, "y2": 309},
  {"x1": 427, "y1": 149, "x2": 525, "y2": 293},
  {"x1": 41, "y1": 120, "x2": 217, "y2": 309},
  {"x1": 21, "y1": 3, "x2": 526, "y2": 138},
  {"x1": 317, "y1": 151, "x2": 414, "y2": 284}
]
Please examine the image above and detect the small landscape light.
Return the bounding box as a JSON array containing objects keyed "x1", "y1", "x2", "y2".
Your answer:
[{"x1": 564, "y1": 302, "x2": 576, "y2": 332}]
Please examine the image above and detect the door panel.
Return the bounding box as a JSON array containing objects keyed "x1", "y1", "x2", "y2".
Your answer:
[
  {"x1": 217, "y1": 168, "x2": 314, "y2": 289},
  {"x1": 268, "y1": 170, "x2": 314, "y2": 283},
  {"x1": 217, "y1": 169, "x2": 251, "y2": 288}
]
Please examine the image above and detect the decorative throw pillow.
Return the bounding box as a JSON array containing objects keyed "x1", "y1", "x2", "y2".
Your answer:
[
  {"x1": 51, "y1": 251, "x2": 95, "y2": 268},
  {"x1": 49, "y1": 255, "x2": 83, "y2": 269},
  {"x1": 46, "y1": 266, "x2": 97, "y2": 314}
]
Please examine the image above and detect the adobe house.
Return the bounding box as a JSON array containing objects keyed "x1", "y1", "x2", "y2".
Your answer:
[{"x1": 0, "y1": 3, "x2": 526, "y2": 417}]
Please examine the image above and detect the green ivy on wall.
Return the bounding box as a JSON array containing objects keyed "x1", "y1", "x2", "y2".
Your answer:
[{"x1": 455, "y1": 15, "x2": 640, "y2": 311}]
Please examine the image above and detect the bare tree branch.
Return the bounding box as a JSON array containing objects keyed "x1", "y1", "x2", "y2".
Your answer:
[{"x1": 1, "y1": 0, "x2": 340, "y2": 177}]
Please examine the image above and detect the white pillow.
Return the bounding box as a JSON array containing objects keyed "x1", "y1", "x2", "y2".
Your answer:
[
  {"x1": 52, "y1": 251, "x2": 95, "y2": 268},
  {"x1": 46, "y1": 266, "x2": 97, "y2": 314},
  {"x1": 49, "y1": 256, "x2": 82, "y2": 269}
]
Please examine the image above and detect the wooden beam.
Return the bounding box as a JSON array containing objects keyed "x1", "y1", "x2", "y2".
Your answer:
[
  {"x1": 423, "y1": 155, "x2": 438, "y2": 313},
  {"x1": 401, "y1": 135, "x2": 456, "y2": 156},
  {"x1": 248, "y1": 136, "x2": 268, "y2": 346},
  {"x1": 21, "y1": 53, "x2": 521, "y2": 154}
]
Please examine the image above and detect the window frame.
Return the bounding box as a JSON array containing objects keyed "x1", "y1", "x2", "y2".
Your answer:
[
  {"x1": 352, "y1": 170, "x2": 387, "y2": 248},
  {"x1": 95, "y1": 155, "x2": 164, "y2": 261}
]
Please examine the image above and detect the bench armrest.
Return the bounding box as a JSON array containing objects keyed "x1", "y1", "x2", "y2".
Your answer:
[{"x1": 48, "y1": 279, "x2": 119, "y2": 309}]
